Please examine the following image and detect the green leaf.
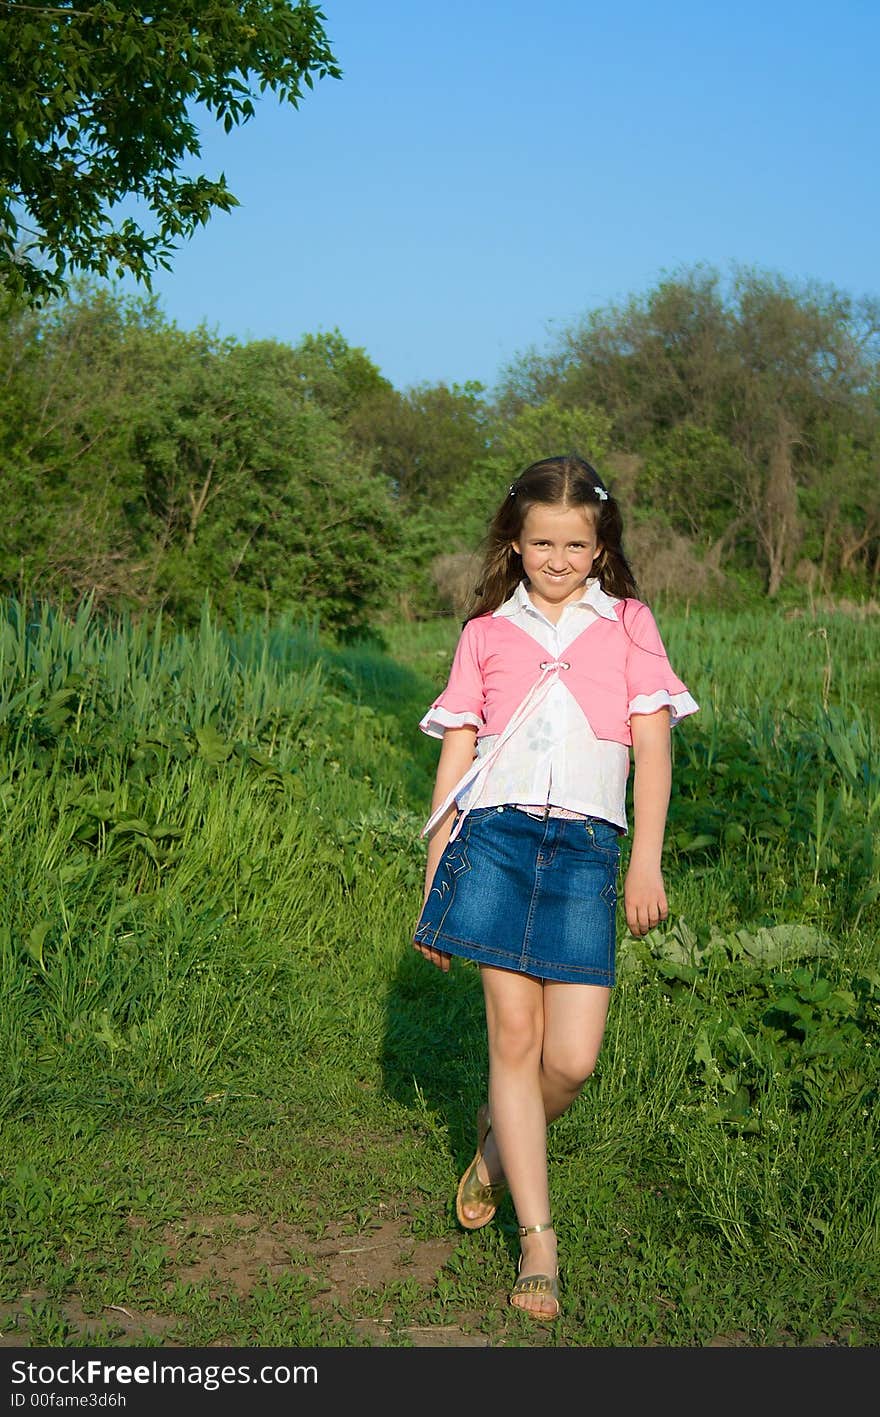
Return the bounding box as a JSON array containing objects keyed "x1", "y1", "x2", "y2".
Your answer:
[
  {"x1": 26, "y1": 919, "x2": 53, "y2": 971},
  {"x1": 195, "y1": 724, "x2": 233, "y2": 764},
  {"x1": 678, "y1": 833, "x2": 717, "y2": 851}
]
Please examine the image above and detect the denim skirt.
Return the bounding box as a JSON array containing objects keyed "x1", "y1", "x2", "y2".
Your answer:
[{"x1": 413, "y1": 805, "x2": 620, "y2": 985}]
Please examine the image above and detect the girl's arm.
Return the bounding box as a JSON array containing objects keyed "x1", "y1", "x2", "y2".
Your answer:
[
  {"x1": 625, "y1": 708, "x2": 672, "y2": 937},
  {"x1": 414, "y1": 725, "x2": 478, "y2": 971},
  {"x1": 422, "y1": 725, "x2": 478, "y2": 901}
]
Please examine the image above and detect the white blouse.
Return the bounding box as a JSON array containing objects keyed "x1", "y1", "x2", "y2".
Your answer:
[{"x1": 423, "y1": 580, "x2": 697, "y2": 832}]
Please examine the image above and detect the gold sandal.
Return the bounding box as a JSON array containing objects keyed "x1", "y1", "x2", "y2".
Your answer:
[
  {"x1": 455, "y1": 1103, "x2": 506, "y2": 1230},
  {"x1": 509, "y1": 1223, "x2": 560, "y2": 1321}
]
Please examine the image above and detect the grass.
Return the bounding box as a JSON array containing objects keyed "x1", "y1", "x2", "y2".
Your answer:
[{"x1": 0, "y1": 594, "x2": 877, "y2": 1347}]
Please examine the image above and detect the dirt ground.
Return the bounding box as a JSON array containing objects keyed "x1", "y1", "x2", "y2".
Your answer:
[{"x1": 0, "y1": 1210, "x2": 491, "y2": 1348}]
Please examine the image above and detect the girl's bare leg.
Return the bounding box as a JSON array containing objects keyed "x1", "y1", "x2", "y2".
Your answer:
[
  {"x1": 462, "y1": 968, "x2": 611, "y2": 1316},
  {"x1": 539, "y1": 980, "x2": 611, "y2": 1119}
]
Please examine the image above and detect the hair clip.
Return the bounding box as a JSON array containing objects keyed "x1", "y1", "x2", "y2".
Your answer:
[
  {"x1": 508, "y1": 483, "x2": 517, "y2": 496},
  {"x1": 594, "y1": 486, "x2": 608, "y2": 501}
]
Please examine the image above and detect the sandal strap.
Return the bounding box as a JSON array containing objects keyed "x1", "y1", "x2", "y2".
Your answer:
[
  {"x1": 518, "y1": 1222, "x2": 554, "y2": 1236},
  {"x1": 510, "y1": 1269, "x2": 560, "y2": 1319},
  {"x1": 460, "y1": 1166, "x2": 506, "y2": 1206},
  {"x1": 511, "y1": 1273, "x2": 558, "y2": 1295}
]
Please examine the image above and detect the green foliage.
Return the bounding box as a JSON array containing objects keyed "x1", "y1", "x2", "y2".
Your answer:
[
  {"x1": 349, "y1": 377, "x2": 492, "y2": 503},
  {"x1": 138, "y1": 342, "x2": 398, "y2": 634},
  {"x1": 0, "y1": 599, "x2": 878, "y2": 1344},
  {"x1": 288, "y1": 327, "x2": 393, "y2": 418},
  {"x1": 639, "y1": 423, "x2": 744, "y2": 545},
  {"x1": 621, "y1": 917, "x2": 879, "y2": 1124},
  {"x1": 0, "y1": 286, "x2": 399, "y2": 636},
  {"x1": 0, "y1": 1, "x2": 341, "y2": 302},
  {"x1": 486, "y1": 394, "x2": 612, "y2": 478},
  {"x1": 498, "y1": 263, "x2": 880, "y2": 596},
  {"x1": 1, "y1": 265, "x2": 879, "y2": 628},
  {"x1": 667, "y1": 704, "x2": 880, "y2": 922}
]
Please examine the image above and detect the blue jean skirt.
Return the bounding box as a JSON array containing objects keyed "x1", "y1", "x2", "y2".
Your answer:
[{"x1": 413, "y1": 805, "x2": 620, "y2": 985}]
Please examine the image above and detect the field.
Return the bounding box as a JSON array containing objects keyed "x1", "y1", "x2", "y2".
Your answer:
[{"x1": 0, "y1": 596, "x2": 877, "y2": 1348}]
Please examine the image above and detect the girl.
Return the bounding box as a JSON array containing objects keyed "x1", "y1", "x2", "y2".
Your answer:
[{"x1": 412, "y1": 454, "x2": 698, "y2": 1321}]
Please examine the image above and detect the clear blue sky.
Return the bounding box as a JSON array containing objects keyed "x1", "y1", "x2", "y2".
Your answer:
[{"x1": 129, "y1": 0, "x2": 880, "y2": 394}]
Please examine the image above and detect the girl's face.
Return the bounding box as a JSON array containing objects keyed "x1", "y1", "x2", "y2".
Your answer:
[{"x1": 512, "y1": 502, "x2": 602, "y2": 618}]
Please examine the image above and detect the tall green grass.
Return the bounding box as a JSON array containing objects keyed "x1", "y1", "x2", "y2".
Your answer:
[{"x1": 0, "y1": 596, "x2": 877, "y2": 1347}]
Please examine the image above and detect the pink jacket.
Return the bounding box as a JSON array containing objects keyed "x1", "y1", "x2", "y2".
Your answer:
[{"x1": 423, "y1": 596, "x2": 693, "y2": 748}]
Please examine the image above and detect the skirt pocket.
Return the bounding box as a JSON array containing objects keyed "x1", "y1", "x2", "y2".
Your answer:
[{"x1": 414, "y1": 819, "x2": 474, "y2": 946}]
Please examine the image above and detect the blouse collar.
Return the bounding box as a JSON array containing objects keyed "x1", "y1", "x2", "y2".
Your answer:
[{"x1": 492, "y1": 578, "x2": 619, "y2": 622}]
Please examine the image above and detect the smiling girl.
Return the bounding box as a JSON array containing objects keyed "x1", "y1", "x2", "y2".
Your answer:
[{"x1": 412, "y1": 454, "x2": 698, "y2": 1320}]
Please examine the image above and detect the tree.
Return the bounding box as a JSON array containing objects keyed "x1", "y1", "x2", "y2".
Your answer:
[
  {"x1": 497, "y1": 265, "x2": 734, "y2": 447},
  {"x1": 288, "y1": 328, "x2": 393, "y2": 420},
  {"x1": 486, "y1": 396, "x2": 612, "y2": 482},
  {"x1": 348, "y1": 379, "x2": 492, "y2": 504},
  {"x1": 0, "y1": 1, "x2": 340, "y2": 303},
  {"x1": 0, "y1": 285, "x2": 401, "y2": 634},
  {"x1": 131, "y1": 332, "x2": 401, "y2": 632},
  {"x1": 497, "y1": 264, "x2": 880, "y2": 597},
  {"x1": 0, "y1": 281, "x2": 157, "y2": 604}
]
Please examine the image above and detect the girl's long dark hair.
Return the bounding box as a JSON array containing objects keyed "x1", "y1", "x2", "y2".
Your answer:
[{"x1": 465, "y1": 454, "x2": 639, "y2": 622}]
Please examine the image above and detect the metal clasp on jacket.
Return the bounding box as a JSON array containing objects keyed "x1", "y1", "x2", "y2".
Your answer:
[{"x1": 539, "y1": 660, "x2": 570, "y2": 671}]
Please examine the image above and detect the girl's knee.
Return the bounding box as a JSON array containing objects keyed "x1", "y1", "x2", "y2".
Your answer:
[
  {"x1": 488, "y1": 1010, "x2": 544, "y2": 1067},
  {"x1": 542, "y1": 1050, "x2": 599, "y2": 1095}
]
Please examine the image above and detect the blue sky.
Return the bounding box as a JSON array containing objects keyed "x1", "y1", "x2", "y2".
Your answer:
[{"x1": 130, "y1": 0, "x2": 880, "y2": 394}]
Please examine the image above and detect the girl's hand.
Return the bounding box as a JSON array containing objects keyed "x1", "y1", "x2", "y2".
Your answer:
[
  {"x1": 413, "y1": 939, "x2": 452, "y2": 972},
  {"x1": 627, "y1": 709, "x2": 672, "y2": 937},
  {"x1": 623, "y1": 862, "x2": 668, "y2": 937}
]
